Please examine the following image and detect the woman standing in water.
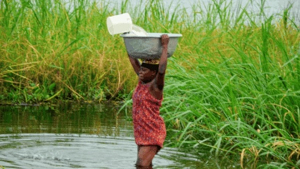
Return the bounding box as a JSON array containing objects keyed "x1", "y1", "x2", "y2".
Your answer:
[{"x1": 127, "y1": 34, "x2": 169, "y2": 168}]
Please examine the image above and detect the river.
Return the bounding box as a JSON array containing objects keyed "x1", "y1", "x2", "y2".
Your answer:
[
  {"x1": 110, "y1": 0, "x2": 300, "y2": 24},
  {"x1": 0, "y1": 103, "x2": 239, "y2": 169}
]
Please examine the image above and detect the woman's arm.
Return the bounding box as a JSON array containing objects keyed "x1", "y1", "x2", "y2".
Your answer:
[
  {"x1": 128, "y1": 54, "x2": 141, "y2": 76},
  {"x1": 155, "y1": 34, "x2": 169, "y2": 90}
]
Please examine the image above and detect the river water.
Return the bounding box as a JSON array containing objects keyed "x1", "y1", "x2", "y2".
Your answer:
[
  {"x1": 110, "y1": 0, "x2": 300, "y2": 24},
  {"x1": 0, "y1": 103, "x2": 239, "y2": 169},
  {"x1": 113, "y1": 0, "x2": 300, "y2": 15}
]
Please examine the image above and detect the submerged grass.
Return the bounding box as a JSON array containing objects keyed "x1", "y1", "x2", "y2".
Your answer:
[{"x1": 1, "y1": 0, "x2": 300, "y2": 168}]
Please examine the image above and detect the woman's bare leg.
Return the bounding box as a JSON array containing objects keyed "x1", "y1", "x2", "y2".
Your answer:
[{"x1": 136, "y1": 145, "x2": 158, "y2": 167}]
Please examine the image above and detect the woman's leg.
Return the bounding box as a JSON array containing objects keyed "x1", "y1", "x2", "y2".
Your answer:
[{"x1": 136, "y1": 145, "x2": 158, "y2": 167}]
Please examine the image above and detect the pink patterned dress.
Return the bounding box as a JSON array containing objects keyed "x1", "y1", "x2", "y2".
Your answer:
[{"x1": 132, "y1": 81, "x2": 166, "y2": 148}]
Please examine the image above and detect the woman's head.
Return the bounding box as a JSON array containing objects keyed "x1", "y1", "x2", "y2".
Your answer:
[{"x1": 139, "y1": 59, "x2": 159, "y2": 83}]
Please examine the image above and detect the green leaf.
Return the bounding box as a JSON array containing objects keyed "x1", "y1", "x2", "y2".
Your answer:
[{"x1": 48, "y1": 83, "x2": 56, "y2": 91}]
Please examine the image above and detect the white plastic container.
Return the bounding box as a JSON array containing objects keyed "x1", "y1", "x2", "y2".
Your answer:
[
  {"x1": 131, "y1": 24, "x2": 148, "y2": 36},
  {"x1": 106, "y1": 13, "x2": 133, "y2": 35}
]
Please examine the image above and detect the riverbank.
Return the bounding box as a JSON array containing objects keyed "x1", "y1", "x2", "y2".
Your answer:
[{"x1": 1, "y1": 0, "x2": 300, "y2": 168}]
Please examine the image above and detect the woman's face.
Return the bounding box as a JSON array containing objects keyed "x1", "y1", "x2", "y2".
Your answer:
[{"x1": 139, "y1": 66, "x2": 156, "y2": 83}]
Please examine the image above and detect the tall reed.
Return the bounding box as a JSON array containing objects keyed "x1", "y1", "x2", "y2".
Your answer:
[
  {"x1": 0, "y1": 0, "x2": 137, "y2": 102},
  {"x1": 159, "y1": 0, "x2": 300, "y2": 168}
]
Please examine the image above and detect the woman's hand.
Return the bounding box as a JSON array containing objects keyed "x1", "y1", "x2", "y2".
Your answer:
[{"x1": 161, "y1": 34, "x2": 169, "y2": 49}]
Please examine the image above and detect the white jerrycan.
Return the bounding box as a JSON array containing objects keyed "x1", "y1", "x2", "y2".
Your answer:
[{"x1": 106, "y1": 13, "x2": 133, "y2": 35}]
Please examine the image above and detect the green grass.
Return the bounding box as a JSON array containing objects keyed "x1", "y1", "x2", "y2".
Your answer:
[
  {"x1": 158, "y1": 1, "x2": 300, "y2": 167},
  {"x1": 0, "y1": 0, "x2": 138, "y2": 102},
  {"x1": 1, "y1": 0, "x2": 300, "y2": 168}
]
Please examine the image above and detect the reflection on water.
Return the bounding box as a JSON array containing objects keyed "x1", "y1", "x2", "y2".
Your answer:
[
  {"x1": 0, "y1": 103, "x2": 238, "y2": 169},
  {"x1": 0, "y1": 102, "x2": 132, "y2": 136}
]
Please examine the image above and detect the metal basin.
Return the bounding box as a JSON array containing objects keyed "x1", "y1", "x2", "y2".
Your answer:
[{"x1": 120, "y1": 33, "x2": 182, "y2": 59}]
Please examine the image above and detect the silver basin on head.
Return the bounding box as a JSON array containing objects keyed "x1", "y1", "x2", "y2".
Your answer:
[{"x1": 120, "y1": 33, "x2": 182, "y2": 60}]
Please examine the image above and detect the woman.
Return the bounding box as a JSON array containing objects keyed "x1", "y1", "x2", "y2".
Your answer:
[{"x1": 128, "y1": 34, "x2": 169, "y2": 168}]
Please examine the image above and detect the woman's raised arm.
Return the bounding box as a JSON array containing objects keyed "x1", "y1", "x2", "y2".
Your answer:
[
  {"x1": 155, "y1": 34, "x2": 169, "y2": 90},
  {"x1": 128, "y1": 54, "x2": 141, "y2": 76}
]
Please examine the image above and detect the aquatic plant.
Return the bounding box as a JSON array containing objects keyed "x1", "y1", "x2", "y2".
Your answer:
[
  {"x1": 0, "y1": 0, "x2": 138, "y2": 103},
  {"x1": 159, "y1": 0, "x2": 300, "y2": 168}
]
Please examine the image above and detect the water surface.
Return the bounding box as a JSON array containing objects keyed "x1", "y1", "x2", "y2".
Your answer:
[{"x1": 0, "y1": 103, "x2": 237, "y2": 169}]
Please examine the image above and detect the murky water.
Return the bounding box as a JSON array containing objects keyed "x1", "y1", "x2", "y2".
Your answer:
[{"x1": 0, "y1": 103, "x2": 236, "y2": 169}]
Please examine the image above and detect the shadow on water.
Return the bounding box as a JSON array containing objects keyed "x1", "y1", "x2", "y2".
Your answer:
[{"x1": 0, "y1": 102, "x2": 239, "y2": 169}]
